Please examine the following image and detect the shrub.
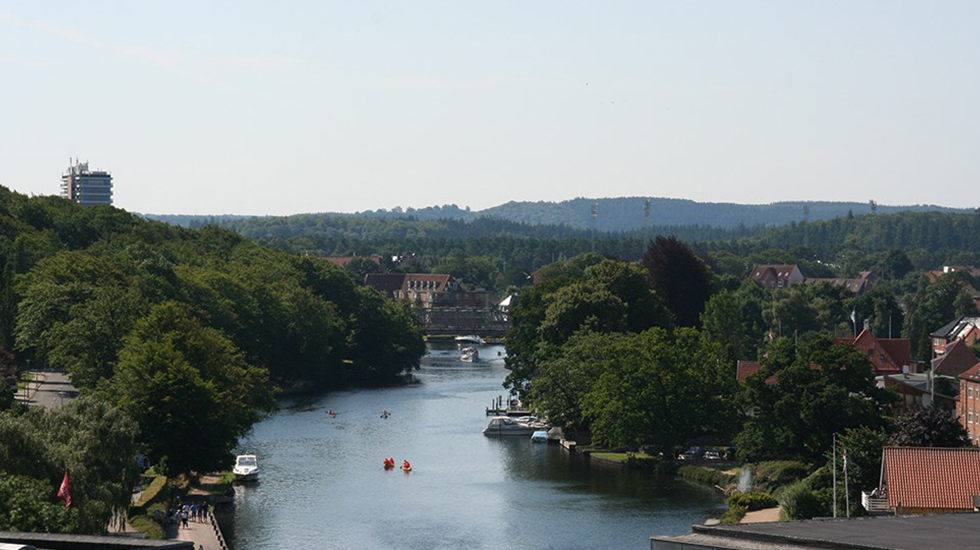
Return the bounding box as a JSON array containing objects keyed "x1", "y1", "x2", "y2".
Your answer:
[
  {"x1": 726, "y1": 491, "x2": 777, "y2": 511},
  {"x1": 130, "y1": 475, "x2": 168, "y2": 513},
  {"x1": 718, "y1": 504, "x2": 747, "y2": 524},
  {"x1": 751, "y1": 461, "x2": 810, "y2": 493},
  {"x1": 778, "y1": 481, "x2": 826, "y2": 520},
  {"x1": 678, "y1": 465, "x2": 735, "y2": 487}
]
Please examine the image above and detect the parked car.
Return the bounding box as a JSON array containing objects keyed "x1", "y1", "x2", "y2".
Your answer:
[
  {"x1": 704, "y1": 450, "x2": 721, "y2": 460},
  {"x1": 678, "y1": 446, "x2": 703, "y2": 460}
]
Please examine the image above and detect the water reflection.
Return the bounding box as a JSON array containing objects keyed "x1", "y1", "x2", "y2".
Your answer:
[{"x1": 218, "y1": 344, "x2": 724, "y2": 549}]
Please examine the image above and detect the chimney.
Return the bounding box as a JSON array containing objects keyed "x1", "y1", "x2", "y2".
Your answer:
[{"x1": 863, "y1": 319, "x2": 870, "y2": 332}]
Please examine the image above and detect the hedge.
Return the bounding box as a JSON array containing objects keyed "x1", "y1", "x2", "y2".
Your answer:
[
  {"x1": 131, "y1": 475, "x2": 167, "y2": 513},
  {"x1": 726, "y1": 491, "x2": 777, "y2": 511},
  {"x1": 677, "y1": 465, "x2": 735, "y2": 487}
]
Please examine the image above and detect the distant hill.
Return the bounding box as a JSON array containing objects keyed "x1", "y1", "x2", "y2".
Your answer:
[
  {"x1": 145, "y1": 198, "x2": 974, "y2": 232},
  {"x1": 310, "y1": 198, "x2": 976, "y2": 232}
]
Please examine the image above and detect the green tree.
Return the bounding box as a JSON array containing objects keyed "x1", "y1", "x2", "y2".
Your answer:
[
  {"x1": 736, "y1": 336, "x2": 891, "y2": 463},
  {"x1": 642, "y1": 236, "x2": 715, "y2": 327},
  {"x1": 582, "y1": 328, "x2": 737, "y2": 452},
  {"x1": 539, "y1": 284, "x2": 627, "y2": 346},
  {"x1": 0, "y1": 473, "x2": 77, "y2": 533},
  {"x1": 701, "y1": 291, "x2": 753, "y2": 364},
  {"x1": 111, "y1": 302, "x2": 275, "y2": 474}
]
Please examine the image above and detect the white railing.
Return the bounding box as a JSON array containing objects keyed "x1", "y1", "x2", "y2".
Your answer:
[{"x1": 862, "y1": 491, "x2": 891, "y2": 513}]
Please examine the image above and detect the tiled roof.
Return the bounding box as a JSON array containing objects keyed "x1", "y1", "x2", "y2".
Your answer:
[
  {"x1": 749, "y1": 264, "x2": 799, "y2": 279},
  {"x1": 959, "y1": 362, "x2": 980, "y2": 382},
  {"x1": 804, "y1": 277, "x2": 869, "y2": 294},
  {"x1": 933, "y1": 339, "x2": 979, "y2": 377},
  {"x1": 736, "y1": 360, "x2": 762, "y2": 382},
  {"x1": 884, "y1": 446, "x2": 980, "y2": 509},
  {"x1": 400, "y1": 273, "x2": 452, "y2": 292},
  {"x1": 879, "y1": 339, "x2": 911, "y2": 371},
  {"x1": 364, "y1": 273, "x2": 407, "y2": 295},
  {"x1": 320, "y1": 255, "x2": 381, "y2": 267}
]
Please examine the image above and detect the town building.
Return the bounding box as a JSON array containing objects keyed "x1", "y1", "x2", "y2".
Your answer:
[
  {"x1": 931, "y1": 316, "x2": 980, "y2": 356},
  {"x1": 748, "y1": 264, "x2": 805, "y2": 288},
  {"x1": 835, "y1": 327, "x2": 910, "y2": 376},
  {"x1": 319, "y1": 255, "x2": 382, "y2": 268},
  {"x1": 926, "y1": 265, "x2": 980, "y2": 284},
  {"x1": 867, "y1": 446, "x2": 980, "y2": 515},
  {"x1": 803, "y1": 275, "x2": 872, "y2": 295},
  {"x1": 61, "y1": 159, "x2": 113, "y2": 206},
  {"x1": 364, "y1": 272, "x2": 505, "y2": 335},
  {"x1": 932, "y1": 338, "x2": 979, "y2": 377},
  {"x1": 879, "y1": 372, "x2": 957, "y2": 412},
  {"x1": 958, "y1": 362, "x2": 980, "y2": 444}
]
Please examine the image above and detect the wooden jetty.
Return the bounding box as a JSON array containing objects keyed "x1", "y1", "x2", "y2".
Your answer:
[{"x1": 485, "y1": 395, "x2": 530, "y2": 416}]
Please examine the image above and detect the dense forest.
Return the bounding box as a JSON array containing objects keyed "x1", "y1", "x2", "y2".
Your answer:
[
  {"x1": 146, "y1": 197, "x2": 971, "y2": 232},
  {"x1": 185, "y1": 209, "x2": 980, "y2": 297},
  {"x1": 0, "y1": 184, "x2": 425, "y2": 533}
]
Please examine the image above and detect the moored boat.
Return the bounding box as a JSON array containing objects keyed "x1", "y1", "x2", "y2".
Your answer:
[
  {"x1": 483, "y1": 416, "x2": 549, "y2": 436},
  {"x1": 233, "y1": 454, "x2": 260, "y2": 482},
  {"x1": 454, "y1": 335, "x2": 486, "y2": 345}
]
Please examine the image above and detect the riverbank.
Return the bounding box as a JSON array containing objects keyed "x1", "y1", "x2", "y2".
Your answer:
[{"x1": 219, "y1": 344, "x2": 725, "y2": 549}]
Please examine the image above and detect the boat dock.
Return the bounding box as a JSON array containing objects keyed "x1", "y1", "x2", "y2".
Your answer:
[{"x1": 485, "y1": 395, "x2": 531, "y2": 416}]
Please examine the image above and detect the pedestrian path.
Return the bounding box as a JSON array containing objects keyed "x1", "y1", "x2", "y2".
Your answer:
[{"x1": 173, "y1": 511, "x2": 227, "y2": 550}]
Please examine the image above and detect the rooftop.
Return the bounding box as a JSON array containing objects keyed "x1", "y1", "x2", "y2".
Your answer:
[{"x1": 652, "y1": 513, "x2": 980, "y2": 550}]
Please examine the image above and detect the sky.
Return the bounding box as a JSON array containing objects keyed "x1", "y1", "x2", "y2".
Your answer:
[{"x1": 1, "y1": 1, "x2": 979, "y2": 215}]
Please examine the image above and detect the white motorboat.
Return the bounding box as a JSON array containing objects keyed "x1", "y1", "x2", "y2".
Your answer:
[
  {"x1": 530, "y1": 430, "x2": 549, "y2": 443},
  {"x1": 233, "y1": 454, "x2": 259, "y2": 482},
  {"x1": 460, "y1": 347, "x2": 479, "y2": 363},
  {"x1": 483, "y1": 416, "x2": 547, "y2": 436},
  {"x1": 455, "y1": 335, "x2": 486, "y2": 345}
]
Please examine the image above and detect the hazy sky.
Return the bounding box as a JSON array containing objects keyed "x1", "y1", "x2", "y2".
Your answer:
[{"x1": 1, "y1": 1, "x2": 978, "y2": 215}]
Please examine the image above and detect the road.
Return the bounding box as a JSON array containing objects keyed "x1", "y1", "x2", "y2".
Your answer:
[{"x1": 15, "y1": 370, "x2": 78, "y2": 409}]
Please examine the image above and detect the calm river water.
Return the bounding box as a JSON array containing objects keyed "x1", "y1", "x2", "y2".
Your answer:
[{"x1": 218, "y1": 344, "x2": 724, "y2": 549}]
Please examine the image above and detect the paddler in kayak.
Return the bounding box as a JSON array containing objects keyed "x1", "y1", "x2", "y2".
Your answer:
[{"x1": 401, "y1": 459, "x2": 412, "y2": 472}]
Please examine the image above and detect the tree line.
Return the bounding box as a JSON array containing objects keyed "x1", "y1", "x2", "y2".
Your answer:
[
  {"x1": 504, "y1": 239, "x2": 972, "y2": 518},
  {"x1": 0, "y1": 185, "x2": 425, "y2": 533}
]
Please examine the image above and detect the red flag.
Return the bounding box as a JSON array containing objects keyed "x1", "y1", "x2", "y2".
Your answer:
[{"x1": 57, "y1": 472, "x2": 71, "y2": 507}]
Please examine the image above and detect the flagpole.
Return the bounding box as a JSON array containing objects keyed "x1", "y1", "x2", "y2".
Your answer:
[
  {"x1": 844, "y1": 443, "x2": 850, "y2": 518},
  {"x1": 833, "y1": 433, "x2": 837, "y2": 518}
]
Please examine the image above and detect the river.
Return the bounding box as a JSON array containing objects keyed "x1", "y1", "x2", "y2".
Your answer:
[{"x1": 218, "y1": 343, "x2": 725, "y2": 549}]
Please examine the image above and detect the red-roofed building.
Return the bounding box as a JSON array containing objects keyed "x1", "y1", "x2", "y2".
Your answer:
[
  {"x1": 835, "y1": 328, "x2": 910, "y2": 376},
  {"x1": 804, "y1": 277, "x2": 872, "y2": 295},
  {"x1": 931, "y1": 316, "x2": 980, "y2": 356},
  {"x1": 748, "y1": 264, "x2": 804, "y2": 289},
  {"x1": 736, "y1": 360, "x2": 763, "y2": 382},
  {"x1": 925, "y1": 265, "x2": 980, "y2": 284},
  {"x1": 874, "y1": 447, "x2": 980, "y2": 514},
  {"x1": 958, "y1": 362, "x2": 980, "y2": 445},
  {"x1": 933, "y1": 338, "x2": 979, "y2": 377}
]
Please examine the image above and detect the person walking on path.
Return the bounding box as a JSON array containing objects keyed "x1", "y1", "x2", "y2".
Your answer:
[{"x1": 180, "y1": 507, "x2": 189, "y2": 528}]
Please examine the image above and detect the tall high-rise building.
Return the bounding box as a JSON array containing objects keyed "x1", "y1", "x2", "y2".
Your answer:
[{"x1": 61, "y1": 159, "x2": 112, "y2": 206}]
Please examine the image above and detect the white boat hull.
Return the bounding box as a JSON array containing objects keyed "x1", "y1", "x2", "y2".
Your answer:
[{"x1": 234, "y1": 470, "x2": 259, "y2": 482}]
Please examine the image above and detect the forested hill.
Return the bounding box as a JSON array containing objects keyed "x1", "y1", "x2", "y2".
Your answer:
[
  {"x1": 478, "y1": 198, "x2": 972, "y2": 231},
  {"x1": 219, "y1": 213, "x2": 752, "y2": 243},
  {"x1": 731, "y1": 210, "x2": 980, "y2": 256},
  {"x1": 144, "y1": 197, "x2": 972, "y2": 232}
]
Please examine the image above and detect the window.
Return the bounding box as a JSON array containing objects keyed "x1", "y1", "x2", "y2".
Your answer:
[
  {"x1": 867, "y1": 348, "x2": 873, "y2": 356},
  {"x1": 971, "y1": 387, "x2": 974, "y2": 398}
]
